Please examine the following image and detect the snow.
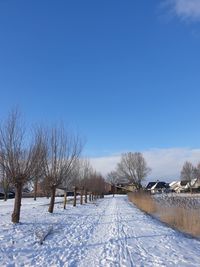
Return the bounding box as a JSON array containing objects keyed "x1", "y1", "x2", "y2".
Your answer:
[
  {"x1": 154, "y1": 193, "x2": 200, "y2": 209},
  {"x1": 0, "y1": 195, "x2": 200, "y2": 266}
]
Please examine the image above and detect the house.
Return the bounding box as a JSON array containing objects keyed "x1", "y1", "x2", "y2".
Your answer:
[
  {"x1": 146, "y1": 182, "x2": 157, "y2": 192},
  {"x1": 154, "y1": 179, "x2": 200, "y2": 194},
  {"x1": 146, "y1": 181, "x2": 169, "y2": 194},
  {"x1": 186, "y1": 178, "x2": 200, "y2": 193},
  {"x1": 105, "y1": 183, "x2": 112, "y2": 194},
  {"x1": 55, "y1": 188, "x2": 65, "y2": 197},
  {"x1": 125, "y1": 183, "x2": 137, "y2": 192},
  {"x1": 169, "y1": 180, "x2": 191, "y2": 193},
  {"x1": 115, "y1": 183, "x2": 137, "y2": 194},
  {"x1": 169, "y1": 181, "x2": 181, "y2": 192}
]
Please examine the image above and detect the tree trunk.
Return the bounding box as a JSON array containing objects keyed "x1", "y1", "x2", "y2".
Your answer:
[
  {"x1": 48, "y1": 187, "x2": 56, "y2": 213},
  {"x1": 112, "y1": 184, "x2": 115, "y2": 197},
  {"x1": 4, "y1": 193, "x2": 7, "y2": 201},
  {"x1": 80, "y1": 188, "x2": 83, "y2": 205},
  {"x1": 89, "y1": 193, "x2": 91, "y2": 202},
  {"x1": 34, "y1": 178, "x2": 38, "y2": 201},
  {"x1": 12, "y1": 183, "x2": 23, "y2": 223},
  {"x1": 4, "y1": 189, "x2": 8, "y2": 201},
  {"x1": 138, "y1": 183, "x2": 142, "y2": 191},
  {"x1": 73, "y1": 187, "x2": 77, "y2": 207},
  {"x1": 85, "y1": 189, "x2": 87, "y2": 203},
  {"x1": 63, "y1": 191, "x2": 67, "y2": 209},
  {"x1": 3, "y1": 182, "x2": 8, "y2": 201}
]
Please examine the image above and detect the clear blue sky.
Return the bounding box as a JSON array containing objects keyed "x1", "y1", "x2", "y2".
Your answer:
[{"x1": 1, "y1": 0, "x2": 200, "y2": 157}]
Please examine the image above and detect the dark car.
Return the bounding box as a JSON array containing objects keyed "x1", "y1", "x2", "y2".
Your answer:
[
  {"x1": 8, "y1": 191, "x2": 15, "y2": 198},
  {"x1": 0, "y1": 191, "x2": 15, "y2": 199},
  {"x1": 67, "y1": 191, "x2": 74, "y2": 196}
]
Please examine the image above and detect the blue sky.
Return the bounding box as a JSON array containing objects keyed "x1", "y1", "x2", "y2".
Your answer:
[{"x1": 1, "y1": 0, "x2": 200, "y2": 178}]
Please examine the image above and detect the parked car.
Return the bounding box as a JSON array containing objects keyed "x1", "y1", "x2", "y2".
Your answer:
[
  {"x1": 0, "y1": 191, "x2": 15, "y2": 199},
  {"x1": 7, "y1": 191, "x2": 15, "y2": 198}
]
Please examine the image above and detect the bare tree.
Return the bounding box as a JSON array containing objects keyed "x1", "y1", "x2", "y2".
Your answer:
[
  {"x1": 82, "y1": 159, "x2": 93, "y2": 203},
  {"x1": 116, "y1": 152, "x2": 151, "y2": 190},
  {"x1": 107, "y1": 171, "x2": 119, "y2": 185},
  {"x1": 0, "y1": 110, "x2": 44, "y2": 223},
  {"x1": 43, "y1": 126, "x2": 83, "y2": 213},
  {"x1": 106, "y1": 171, "x2": 119, "y2": 196},
  {"x1": 180, "y1": 161, "x2": 196, "y2": 192},
  {"x1": 63, "y1": 158, "x2": 92, "y2": 207},
  {"x1": 32, "y1": 127, "x2": 47, "y2": 201},
  {"x1": 39, "y1": 175, "x2": 51, "y2": 198},
  {"x1": 75, "y1": 159, "x2": 93, "y2": 204},
  {"x1": 193, "y1": 162, "x2": 200, "y2": 180},
  {"x1": 180, "y1": 161, "x2": 195, "y2": 181},
  {"x1": 86, "y1": 171, "x2": 106, "y2": 198},
  {"x1": 64, "y1": 159, "x2": 80, "y2": 208}
]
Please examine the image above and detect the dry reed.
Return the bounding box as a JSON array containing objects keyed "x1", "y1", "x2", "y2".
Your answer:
[
  {"x1": 128, "y1": 192, "x2": 200, "y2": 237},
  {"x1": 128, "y1": 192, "x2": 157, "y2": 214}
]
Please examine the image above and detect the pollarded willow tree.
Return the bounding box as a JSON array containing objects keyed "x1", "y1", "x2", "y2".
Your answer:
[
  {"x1": 43, "y1": 126, "x2": 83, "y2": 213},
  {"x1": 75, "y1": 159, "x2": 93, "y2": 204},
  {"x1": 0, "y1": 110, "x2": 45, "y2": 223},
  {"x1": 117, "y1": 152, "x2": 151, "y2": 190}
]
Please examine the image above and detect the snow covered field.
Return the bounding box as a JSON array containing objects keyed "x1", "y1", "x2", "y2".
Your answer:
[{"x1": 1, "y1": 195, "x2": 200, "y2": 267}]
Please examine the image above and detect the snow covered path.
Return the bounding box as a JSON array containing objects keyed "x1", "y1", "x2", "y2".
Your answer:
[
  {"x1": 1, "y1": 195, "x2": 200, "y2": 266},
  {"x1": 79, "y1": 196, "x2": 200, "y2": 267}
]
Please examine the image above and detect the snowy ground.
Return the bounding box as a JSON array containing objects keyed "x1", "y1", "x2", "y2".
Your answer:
[
  {"x1": 154, "y1": 193, "x2": 200, "y2": 209},
  {"x1": 1, "y1": 195, "x2": 200, "y2": 267}
]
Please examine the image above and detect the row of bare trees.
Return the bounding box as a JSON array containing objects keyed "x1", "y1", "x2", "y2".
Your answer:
[
  {"x1": 0, "y1": 110, "x2": 106, "y2": 223},
  {"x1": 71, "y1": 164, "x2": 106, "y2": 207},
  {"x1": 107, "y1": 152, "x2": 151, "y2": 191}
]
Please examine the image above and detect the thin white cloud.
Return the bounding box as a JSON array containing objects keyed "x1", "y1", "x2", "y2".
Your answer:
[
  {"x1": 90, "y1": 148, "x2": 200, "y2": 183},
  {"x1": 165, "y1": 0, "x2": 200, "y2": 21}
]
